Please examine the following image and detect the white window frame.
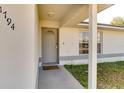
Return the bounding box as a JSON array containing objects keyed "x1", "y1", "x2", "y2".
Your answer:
[{"x1": 79, "y1": 31, "x2": 102, "y2": 55}]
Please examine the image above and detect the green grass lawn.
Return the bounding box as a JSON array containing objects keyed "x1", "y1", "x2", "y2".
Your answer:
[{"x1": 64, "y1": 61, "x2": 124, "y2": 89}]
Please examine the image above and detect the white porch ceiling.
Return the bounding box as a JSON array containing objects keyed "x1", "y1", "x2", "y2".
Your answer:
[
  {"x1": 38, "y1": 4, "x2": 112, "y2": 27},
  {"x1": 38, "y1": 4, "x2": 81, "y2": 21}
]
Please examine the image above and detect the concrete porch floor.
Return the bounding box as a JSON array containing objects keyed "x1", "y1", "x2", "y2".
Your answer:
[{"x1": 38, "y1": 66, "x2": 83, "y2": 89}]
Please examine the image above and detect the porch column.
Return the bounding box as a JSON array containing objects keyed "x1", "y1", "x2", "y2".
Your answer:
[{"x1": 88, "y1": 4, "x2": 97, "y2": 89}]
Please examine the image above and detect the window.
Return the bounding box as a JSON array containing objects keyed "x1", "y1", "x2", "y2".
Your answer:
[{"x1": 79, "y1": 32, "x2": 102, "y2": 54}]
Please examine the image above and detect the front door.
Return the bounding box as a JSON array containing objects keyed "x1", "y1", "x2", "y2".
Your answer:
[{"x1": 42, "y1": 28, "x2": 58, "y2": 64}]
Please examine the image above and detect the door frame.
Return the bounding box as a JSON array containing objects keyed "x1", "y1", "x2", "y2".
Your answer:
[{"x1": 41, "y1": 27, "x2": 59, "y2": 64}]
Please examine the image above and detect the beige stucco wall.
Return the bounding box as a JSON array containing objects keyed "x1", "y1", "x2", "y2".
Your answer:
[
  {"x1": 0, "y1": 4, "x2": 39, "y2": 89},
  {"x1": 103, "y1": 30, "x2": 124, "y2": 54},
  {"x1": 59, "y1": 27, "x2": 124, "y2": 64},
  {"x1": 59, "y1": 27, "x2": 124, "y2": 56},
  {"x1": 59, "y1": 27, "x2": 80, "y2": 56},
  {"x1": 34, "y1": 5, "x2": 41, "y2": 89}
]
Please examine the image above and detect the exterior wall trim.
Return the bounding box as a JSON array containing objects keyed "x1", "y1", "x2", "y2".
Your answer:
[{"x1": 59, "y1": 53, "x2": 124, "y2": 61}]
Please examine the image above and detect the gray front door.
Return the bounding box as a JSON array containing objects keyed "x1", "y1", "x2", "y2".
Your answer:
[{"x1": 42, "y1": 28, "x2": 58, "y2": 64}]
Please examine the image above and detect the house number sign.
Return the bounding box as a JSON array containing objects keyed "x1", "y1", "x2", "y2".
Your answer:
[{"x1": 0, "y1": 6, "x2": 15, "y2": 30}]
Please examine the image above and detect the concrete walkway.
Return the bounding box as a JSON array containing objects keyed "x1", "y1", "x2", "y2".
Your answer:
[{"x1": 38, "y1": 66, "x2": 83, "y2": 89}]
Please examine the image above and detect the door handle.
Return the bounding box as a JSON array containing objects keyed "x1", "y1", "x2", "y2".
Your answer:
[
  {"x1": 56, "y1": 45, "x2": 58, "y2": 48},
  {"x1": 56, "y1": 43, "x2": 58, "y2": 48}
]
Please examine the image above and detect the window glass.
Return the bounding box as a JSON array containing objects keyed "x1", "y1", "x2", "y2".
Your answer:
[{"x1": 79, "y1": 32, "x2": 102, "y2": 54}]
